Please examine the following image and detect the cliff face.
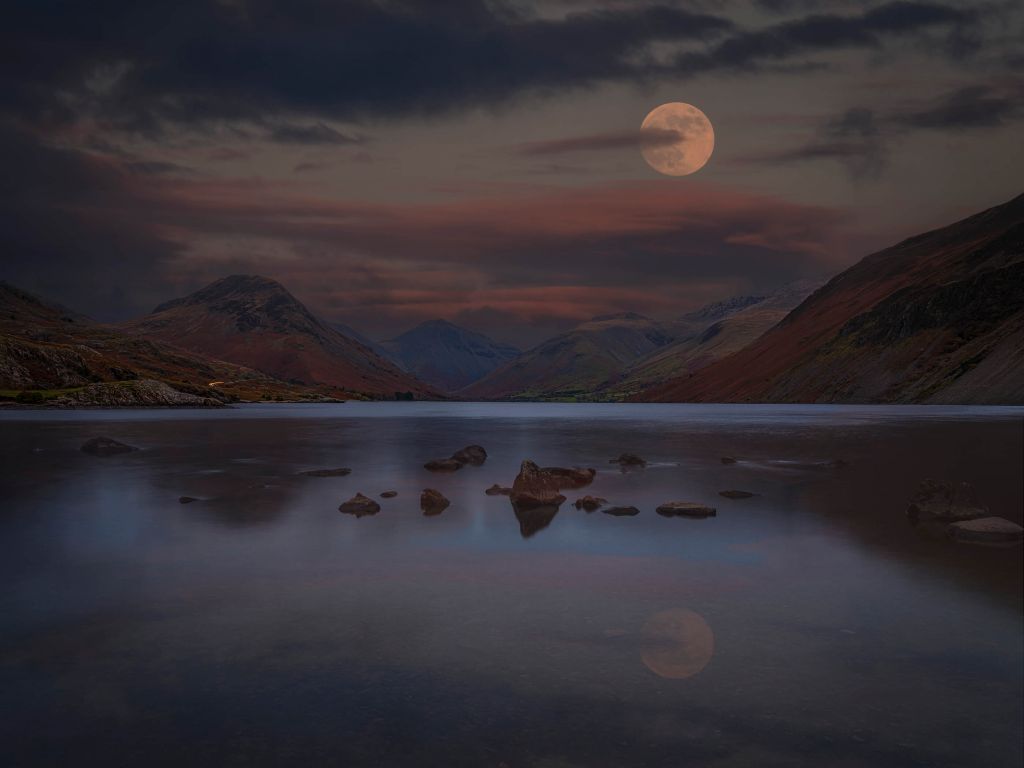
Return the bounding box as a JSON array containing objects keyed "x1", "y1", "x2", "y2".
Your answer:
[{"x1": 640, "y1": 194, "x2": 1024, "y2": 404}]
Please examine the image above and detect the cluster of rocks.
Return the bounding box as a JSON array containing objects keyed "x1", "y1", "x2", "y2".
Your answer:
[
  {"x1": 610, "y1": 453, "x2": 647, "y2": 469},
  {"x1": 59, "y1": 380, "x2": 224, "y2": 408},
  {"x1": 907, "y1": 479, "x2": 1022, "y2": 545},
  {"x1": 424, "y1": 445, "x2": 487, "y2": 472}
]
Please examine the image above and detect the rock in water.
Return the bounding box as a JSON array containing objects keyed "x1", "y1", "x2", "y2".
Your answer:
[
  {"x1": 721, "y1": 456, "x2": 737, "y2": 464},
  {"x1": 574, "y1": 495, "x2": 607, "y2": 511},
  {"x1": 610, "y1": 453, "x2": 646, "y2": 468},
  {"x1": 513, "y1": 504, "x2": 559, "y2": 538},
  {"x1": 719, "y1": 490, "x2": 757, "y2": 499},
  {"x1": 380, "y1": 491, "x2": 398, "y2": 498},
  {"x1": 906, "y1": 479, "x2": 988, "y2": 522},
  {"x1": 301, "y1": 467, "x2": 351, "y2": 477},
  {"x1": 81, "y1": 436, "x2": 138, "y2": 456},
  {"x1": 178, "y1": 496, "x2": 199, "y2": 504},
  {"x1": 451, "y1": 445, "x2": 487, "y2": 466},
  {"x1": 603, "y1": 506, "x2": 640, "y2": 517},
  {"x1": 947, "y1": 517, "x2": 1023, "y2": 545},
  {"x1": 421, "y1": 488, "x2": 450, "y2": 515},
  {"x1": 485, "y1": 484, "x2": 512, "y2": 496},
  {"x1": 424, "y1": 458, "x2": 463, "y2": 472},
  {"x1": 339, "y1": 493, "x2": 381, "y2": 517},
  {"x1": 656, "y1": 501, "x2": 717, "y2": 518},
  {"x1": 509, "y1": 460, "x2": 582, "y2": 509}
]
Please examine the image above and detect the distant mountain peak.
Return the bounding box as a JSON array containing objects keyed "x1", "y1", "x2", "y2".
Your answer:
[{"x1": 588, "y1": 311, "x2": 650, "y2": 323}]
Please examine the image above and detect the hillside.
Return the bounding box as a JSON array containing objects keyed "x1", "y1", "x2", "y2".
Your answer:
[
  {"x1": 640, "y1": 194, "x2": 1024, "y2": 404},
  {"x1": 381, "y1": 319, "x2": 519, "y2": 391},
  {"x1": 121, "y1": 275, "x2": 436, "y2": 399}
]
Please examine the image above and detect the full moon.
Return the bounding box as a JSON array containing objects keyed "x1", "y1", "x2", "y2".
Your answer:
[{"x1": 640, "y1": 102, "x2": 715, "y2": 177}]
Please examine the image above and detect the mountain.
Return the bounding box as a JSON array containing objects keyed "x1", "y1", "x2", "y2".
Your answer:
[
  {"x1": 600, "y1": 282, "x2": 821, "y2": 399},
  {"x1": 332, "y1": 321, "x2": 399, "y2": 365},
  {"x1": 0, "y1": 281, "x2": 307, "y2": 402},
  {"x1": 380, "y1": 319, "x2": 519, "y2": 391},
  {"x1": 462, "y1": 312, "x2": 675, "y2": 400},
  {"x1": 640, "y1": 194, "x2": 1024, "y2": 404},
  {"x1": 121, "y1": 275, "x2": 436, "y2": 398}
]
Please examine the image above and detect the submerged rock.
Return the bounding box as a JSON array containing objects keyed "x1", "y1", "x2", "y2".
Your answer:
[
  {"x1": 380, "y1": 490, "x2": 398, "y2": 498},
  {"x1": 301, "y1": 467, "x2": 351, "y2": 477},
  {"x1": 603, "y1": 506, "x2": 640, "y2": 517},
  {"x1": 574, "y1": 495, "x2": 607, "y2": 512},
  {"x1": 485, "y1": 484, "x2": 512, "y2": 496},
  {"x1": 425, "y1": 444, "x2": 488, "y2": 472},
  {"x1": 947, "y1": 517, "x2": 1023, "y2": 545},
  {"x1": 656, "y1": 501, "x2": 717, "y2": 518},
  {"x1": 80, "y1": 436, "x2": 138, "y2": 456},
  {"x1": 424, "y1": 458, "x2": 462, "y2": 472},
  {"x1": 178, "y1": 496, "x2": 199, "y2": 504},
  {"x1": 906, "y1": 479, "x2": 988, "y2": 523},
  {"x1": 452, "y1": 445, "x2": 488, "y2": 466},
  {"x1": 338, "y1": 493, "x2": 381, "y2": 517},
  {"x1": 719, "y1": 490, "x2": 757, "y2": 499},
  {"x1": 610, "y1": 453, "x2": 646, "y2": 468},
  {"x1": 421, "y1": 488, "x2": 450, "y2": 515},
  {"x1": 720, "y1": 456, "x2": 738, "y2": 464}
]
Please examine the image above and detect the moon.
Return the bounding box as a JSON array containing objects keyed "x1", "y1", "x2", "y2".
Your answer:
[
  {"x1": 639, "y1": 608, "x2": 715, "y2": 679},
  {"x1": 640, "y1": 102, "x2": 715, "y2": 177}
]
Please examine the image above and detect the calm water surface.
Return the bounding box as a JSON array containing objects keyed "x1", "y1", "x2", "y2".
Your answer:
[{"x1": 1, "y1": 403, "x2": 1021, "y2": 767}]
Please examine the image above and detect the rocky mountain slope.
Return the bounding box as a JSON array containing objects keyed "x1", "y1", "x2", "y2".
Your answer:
[
  {"x1": 381, "y1": 319, "x2": 519, "y2": 391},
  {"x1": 121, "y1": 275, "x2": 436, "y2": 399},
  {"x1": 640, "y1": 194, "x2": 1024, "y2": 404},
  {"x1": 0, "y1": 281, "x2": 310, "y2": 402},
  {"x1": 461, "y1": 312, "x2": 675, "y2": 400},
  {"x1": 600, "y1": 282, "x2": 820, "y2": 400}
]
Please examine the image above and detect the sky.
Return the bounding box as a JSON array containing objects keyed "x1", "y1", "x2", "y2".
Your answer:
[{"x1": 2, "y1": 0, "x2": 1022, "y2": 347}]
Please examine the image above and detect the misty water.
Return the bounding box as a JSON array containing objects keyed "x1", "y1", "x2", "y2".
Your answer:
[{"x1": 1, "y1": 402, "x2": 1021, "y2": 767}]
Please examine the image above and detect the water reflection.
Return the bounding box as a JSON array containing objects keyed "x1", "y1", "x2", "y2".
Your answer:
[
  {"x1": 512, "y1": 501, "x2": 560, "y2": 538},
  {"x1": 640, "y1": 608, "x2": 715, "y2": 679}
]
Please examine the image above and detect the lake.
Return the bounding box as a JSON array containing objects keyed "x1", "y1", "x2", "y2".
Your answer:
[{"x1": 1, "y1": 402, "x2": 1021, "y2": 767}]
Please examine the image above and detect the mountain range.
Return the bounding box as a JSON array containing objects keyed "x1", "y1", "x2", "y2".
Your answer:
[
  {"x1": 2, "y1": 194, "x2": 1022, "y2": 405},
  {"x1": 642, "y1": 193, "x2": 1024, "y2": 404}
]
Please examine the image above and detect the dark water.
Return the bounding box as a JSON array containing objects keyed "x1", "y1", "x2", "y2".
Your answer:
[{"x1": 1, "y1": 403, "x2": 1021, "y2": 768}]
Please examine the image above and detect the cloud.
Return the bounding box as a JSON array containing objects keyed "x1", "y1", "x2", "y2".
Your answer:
[
  {"x1": 0, "y1": 0, "x2": 990, "y2": 138},
  {"x1": 735, "y1": 80, "x2": 1022, "y2": 180},
  {"x1": 513, "y1": 128, "x2": 682, "y2": 156},
  {"x1": 268, "y1": 122, "x2": 366, "y2": 145}
]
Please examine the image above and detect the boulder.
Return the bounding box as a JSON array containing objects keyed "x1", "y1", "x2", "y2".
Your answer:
[
  {"x1": 947, "y1": 517, "x2": 1023, "y2": 545},
  {"x1": 301, "y1": 467, "x2": 351, "y2": 477},
  {"x1": 424, "y1": 458, "x2": 463, "y2": 472},
  {"x1": 719, "y1": 490, "x2": 757, "y2": 499},
  {"x1": 610, "y1": 453, "x2": 646, "y2": 468},
  {"x1": 485, "y1": 484, "x2": 512, "y2": 496},
  {"x1": 574, "y1": 495, "x2": 607, "y2": 512},
  {"x1": 338, "y1": 493, "x2": 381, "y2": 517},
  {"x1": 380, "y1": 491, "x2": 398, "y2": 498},
  {"x1": 603, "y1": 506, "x2": 640, "y2": 517},
  {"x1": 656, "y1": 501, "x2": 717, "y2": 518},
  {"x1": 906, "y1": 479, "x2": 988, "y2": 523},
  {"x1": 510, "y1": 459, "x2": 589, "y2": 508},
  {"x1": 541, "y1": 466, "x2": 596, "y2": 489},
  {"x1": 452, "y1": 445, "x2": 488, "y2": 466},
  {"x1": 421, "y1": 488, "x2": 450, "y2": 516},
  {"x1": 80, "y1": 436, "x2": 138, "y2": 456}
]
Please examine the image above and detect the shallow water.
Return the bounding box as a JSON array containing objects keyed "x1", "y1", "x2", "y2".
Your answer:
[{"x1": 1, "y1": 402, "x2": 1021, "y2": 767}]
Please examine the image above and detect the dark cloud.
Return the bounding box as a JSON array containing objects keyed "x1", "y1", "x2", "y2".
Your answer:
[
  {"x1": 268, "y1": 122, "x2": 366, "y2": 145},
  {"x1": 514, "y1": 128, "x2": 681, "y2": 156},
  {"x1": 896, "y1": 84, "x2": 1022, "y2": 129},
  {"x1": 0, "y1": 126, "x2": 181, "y2": 319},
  {"x1": 736, "y1": 80, "x2": 1022, "y2": 179},
  {"x1": 1, "y1": 0, "x2": 987, "y2": 138}
]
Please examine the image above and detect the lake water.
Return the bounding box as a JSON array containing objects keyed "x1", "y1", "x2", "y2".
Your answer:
[{"x1": 1, "y1": 403, "x2": 1021, "y2": 767}]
